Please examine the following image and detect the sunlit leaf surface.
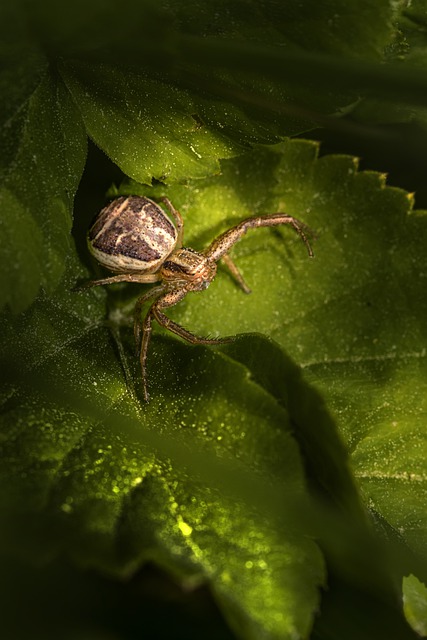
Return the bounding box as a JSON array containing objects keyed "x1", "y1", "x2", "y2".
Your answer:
[{"x1": 2, "y1": 139, "x2": 427, "y2": 638}]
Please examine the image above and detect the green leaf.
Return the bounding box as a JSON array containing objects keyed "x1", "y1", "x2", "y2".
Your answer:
[
  {"x1": 118, "y1": 138, "x2": 427, "y2": 567},
  {"x1": 22, "y1": 0, "x2": 398, "y2": 62},
  {"x1": 2, "y1": 138, "x2": 426, "y2": 638},
  {"x1": 3, "y1": 2, "x2": 427, "y2": 636},
  {"x1": 60, "y1": 61, "x2": 244, "y2": 185},
  {"x1": 0, "y1": 71, "x2": 87, "y2": 312},
  {"x1": 403, "y1": 574, "x2": 427, "y2": 637},
  {"x1": 0, "y1": 0, "x2": 412, "y2": 311},
  {"x1": 352, "y1": 1, "x2": 427, "y2": 129},
  {"x1": 0, "y1": 261, "x2": 324, "y2": 639}
]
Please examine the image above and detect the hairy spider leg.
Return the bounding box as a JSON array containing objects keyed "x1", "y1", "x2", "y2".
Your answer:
[
  {"x1": 74, "y1": 272, "x2": 161, "y2": 291},
  {"x1": 206, "y1": 213, "x2": 314, "y2": 262},
  {"x1": 139, "y1": 287, "x2": 234, "y2": 402},
  {"x1": 133, "y1": 285, "x2": 168, "y2": 352},
  {"x1": 220, "y1": 253, "x2": 252, "y2": 294}
]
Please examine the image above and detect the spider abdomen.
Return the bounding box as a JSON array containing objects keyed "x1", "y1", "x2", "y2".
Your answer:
[{"x1": 87, "y1": 196, "x2": 178, "y2": 274}]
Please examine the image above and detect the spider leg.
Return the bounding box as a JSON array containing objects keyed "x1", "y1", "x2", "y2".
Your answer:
[
  {"x1": 139, "y1": 307, "x2": 155, "y2": 402},
  {"x1": 74, "y1": 272, "x2": 160, "y2": 291},
  {"x1": 221, "y1": 253, "x2": 251, "y2": 294},
  {"x1": 153, "y1": 287, "x2": 234, "y2": 345},
  {"x1": 134, "y1": 284, "x2": 168, "y2": 354},
  {"x1": 139, "y1": 287, "x2": 234, "y2": 401},
  {"x1": 153, "y1": 307, "x2": 234, "y2": 345},
  {"x1": 138, "y1": 288, "x2": 188, "y2": 402},
  {"x1": 206, "y1": 213, "x2": 314, "y2": 262}
]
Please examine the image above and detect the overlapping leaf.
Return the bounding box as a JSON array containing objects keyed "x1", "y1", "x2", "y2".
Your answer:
[
  {"x1": 0, "y1": 0, "x2": 407, "y2": 311},
  {"x1": 0, "y1": 259, "x2": 325, "y2": 640},
  {"x1": 2, "y1": 139, "x2": 426, "y2": 638}
]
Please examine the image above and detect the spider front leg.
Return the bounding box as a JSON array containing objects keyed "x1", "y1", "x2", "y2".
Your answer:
[
  {"x1": 206, "y1": 213, "x2": 314, "y2": 262},
  {"x1": 139, "y1": 288, "x2": 234, "y2": 402}
]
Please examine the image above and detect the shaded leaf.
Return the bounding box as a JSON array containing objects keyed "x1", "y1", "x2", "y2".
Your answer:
[
  {"x1": 403, "y1": 574, "x2": 427, "y2": 637},
  {"x1": 0, "y1": 260, "x2": 324, "y2": 640},
  {"x1": 352, "y1": 0, "x2": 427, "y2": 129},
  {"x1": 0, "y1": 72, "x2": 87, "y2": 311}
]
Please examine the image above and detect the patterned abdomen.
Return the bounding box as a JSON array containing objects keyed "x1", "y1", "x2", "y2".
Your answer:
[{"x1": 87, "y1": 196, "x2": 178, "y2": 273}]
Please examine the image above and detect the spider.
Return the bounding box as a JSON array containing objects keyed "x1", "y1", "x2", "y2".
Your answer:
[{"x1": 81, "y1": 195, "x2": 313, "y2": 401}]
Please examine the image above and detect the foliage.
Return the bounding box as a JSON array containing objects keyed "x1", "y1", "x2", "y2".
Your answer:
[{"x1": 1, "y1": 1, "x2": 427, "y2": 638}]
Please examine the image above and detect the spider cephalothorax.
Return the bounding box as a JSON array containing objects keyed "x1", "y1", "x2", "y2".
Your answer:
[
  {"x1": 82, "y1": 195, "x2": 313, "y2": 401},
  {"x1": 161, "y1": 248, "x2": 217, "y2": 291}
]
